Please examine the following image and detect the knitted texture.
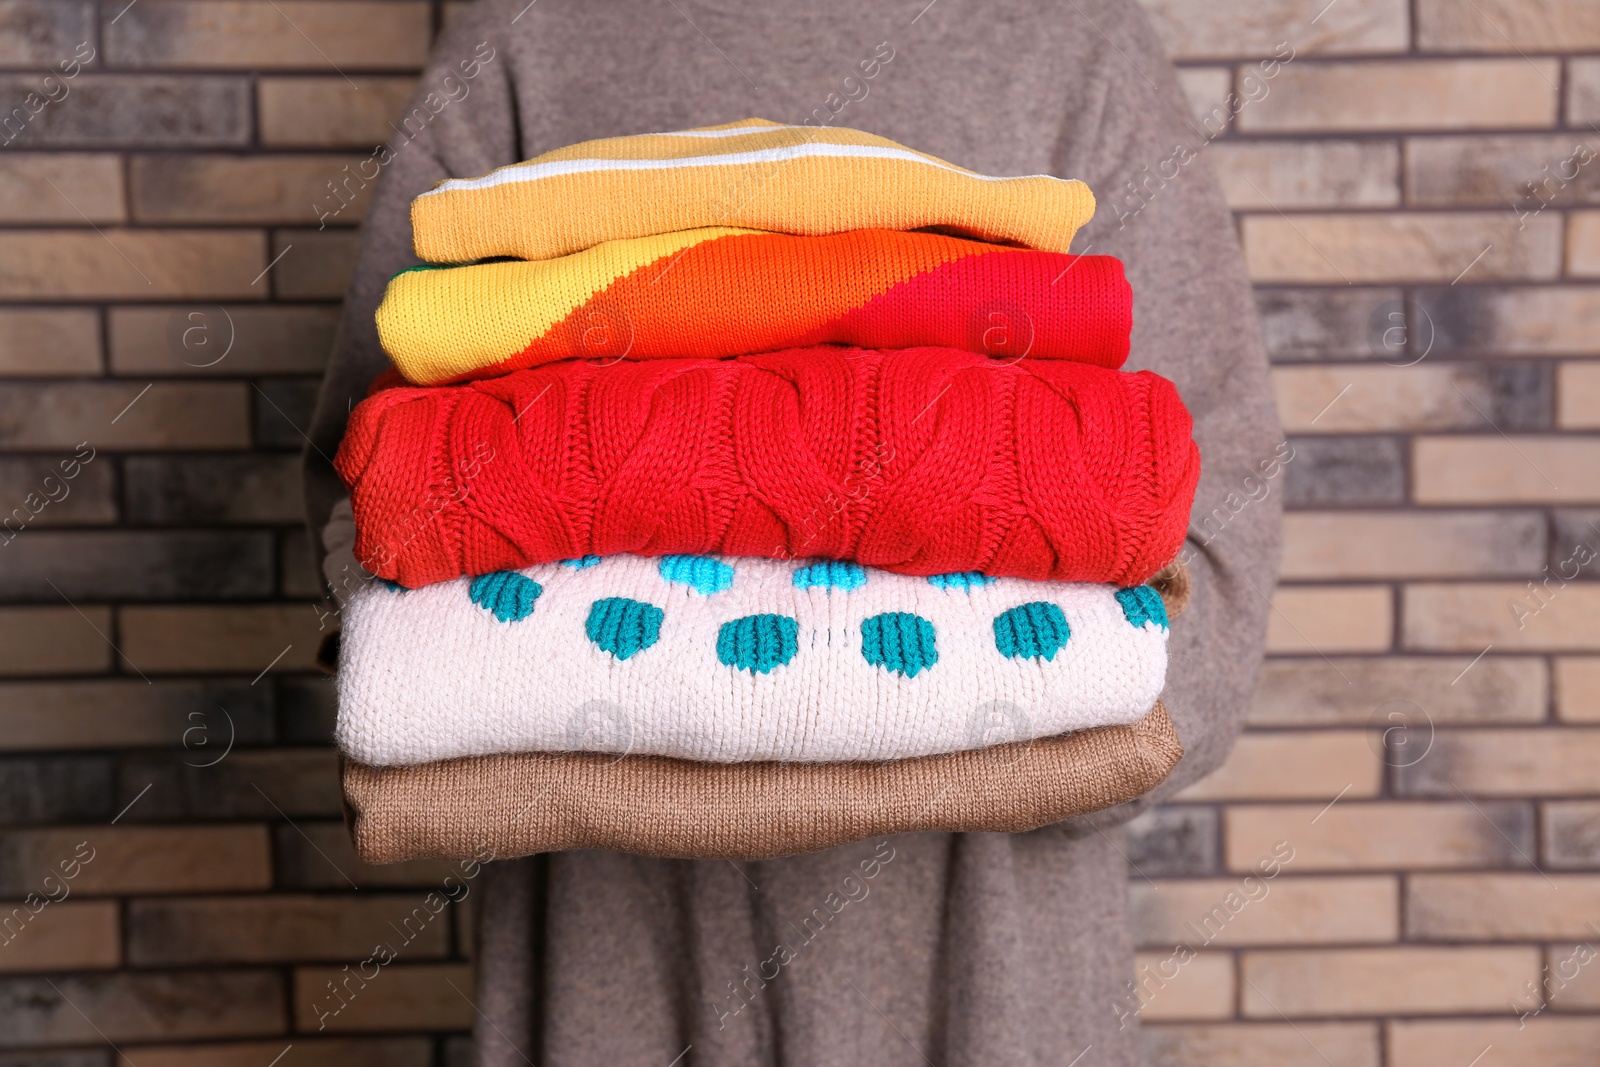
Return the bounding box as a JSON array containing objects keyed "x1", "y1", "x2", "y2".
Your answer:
[
  {"x1": 334, "y1": 552, "x2": 1171, "y2": 766},
  {"x1": 409, "y1": 118, "x2": 1096, "y2": 263},
  {"x1": 342, "y1": 701, "x2": 1182, "y2": 862},
  {"x1": 334, "y1": 346, "x2": 1201, "y2": 588},
  {"x1": 376, "y1": 228, "x2": 1133, "y2": 384}
]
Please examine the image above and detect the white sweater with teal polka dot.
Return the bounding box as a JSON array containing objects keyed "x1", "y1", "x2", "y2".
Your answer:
[{"x1": 335, "y1": 553, "x2": 1170, "y2": 766}]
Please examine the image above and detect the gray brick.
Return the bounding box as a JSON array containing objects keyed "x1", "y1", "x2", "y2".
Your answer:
[
  {"x1": 1544, "y1": 801, "x2": 1600, "y2": 868},
  {"x1": 444, "y1": 1035, "x2": 474, "y2": 1067},
  {"x1": 1407, "y1": 134, "x2": 1600, "y2": 208},
  {"x1": 0, "y1": 756, "x2": 112, "y2": 823},
  {"x1": 271, "y1": 229, "x2": 360, "y2": 299},
  {"x1": 1412, "y1": 285, "x2": 1600, "y2": 356},
  {"x1": 1125, "y1": 806, "x2": 1218, "y2": 877},
  {"x1": 0, "y1": 971, "x2": 282, "y2": 1046},
  {"x1": 116, "y1": 748, "x2": 341, "y2": 821},
  {"x1": 0, "y1": 383, "x2": 250, "y2": 451},
  {"x1": 0, "y1": 680, "x2": 273, "y2": 752},
  {"x1": 108, "y1": 305, "x2": 337, "y2": 376},
  {"x1": 0, "y1": 530, "x2": 272, "y2": 601},
  {"x1": 278, "y1": 675, "x2": 337, "y2": 745},
  {"x1": 1477, "y1": 362, "x2": 1550, "y2": 429},
  {"x1": 274, "y1": 822, "x2": 461, "y2": 890},
  {"x1": 0, "y1": 456, "x2": 115, "y2": 527},
  {"x1": 254, "y1": 378, "x2": 321, "y2": 450},
  {"x1": 130, "y1": 154, "x2": 372, "y2": 224},
  {"x1": 1283, "y1": 436, "x2": 1407, "y2": 507},
  {"x1": 0, "y1": 1, "x2": 95, "y2": 65},
  {"x1": 125, "y1": 455, "x2": 302, "y2": 525},
  {"x1": 1256, "y1": 287, "x2": 1404, "y2": 362},
  {"x1": 1550, "y1": 510, "x2": 1600, "y2": 579},
  {"x1": 0, "y1": 76, "x2": 249, "y2": 148}
]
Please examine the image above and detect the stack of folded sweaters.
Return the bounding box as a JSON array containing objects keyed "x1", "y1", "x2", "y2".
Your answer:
[{"x1": 328, "y1": 119, "x2": 1201, "y2": 863}]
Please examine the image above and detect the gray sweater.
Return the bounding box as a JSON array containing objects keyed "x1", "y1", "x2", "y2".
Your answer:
[{"x1": 303, "y1": 1, "x2": 1281, "y2": 1062}]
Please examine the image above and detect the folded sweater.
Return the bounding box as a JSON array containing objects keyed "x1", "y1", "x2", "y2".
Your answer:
[
  {"x1": 342, "y1": 701, "x2": 1181, "y2": 862},
  {"x1": 377, "y1": 229, "x2": 1132, "y2": 384},
  {"x1": 336, "y1": 347, "x2": 1200, "y2": 588},
  {"x1": 410, "y1": 118, "x2": 1097, "y2": 263},
  {"x1": 336, "y1": 552, "x2": 1171, "y2": 766}
]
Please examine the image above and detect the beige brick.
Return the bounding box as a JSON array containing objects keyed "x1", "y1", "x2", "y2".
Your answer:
[
  {"x1": 1568, "y1": 210, "x2": 1600, "y2": 278},
  {"x1": 1403, "y1": 582, "x2": 1600, "y2": 652},
  {"x1": 1210, "y1": 141, "x2": 1399, "y2": 210},
  {"x1": 1543, "y1": 943, "x2": 1600, "y2": 1010},
  {"x1": 118, "y1": 605, "x2": 322, "y2": 674},
  {"x1": 1239, "y1": 59, "x2": 1558, "y2": 133},
  {"x1": 106, "y1": 0, "x2": 431, "y2": 69},
  {"x1": 293, "y1": 962, "x2": 474, "y2": 1033},
  {"x1": 1390, "y1": 1018, "x2": 1600, "y2": 1067},
  {"x1": 270, "y1": 228, "x2": 360, "y2": 299},
  {"x1": 1276, "y1": 364, "x2": 1520, "y2": 433},
  {"x1": 1142, "y1": 1022, "x2": 1379, "y2": 1067},
  {"x1": 1225, "y1": 802, "x2": 1531, "y2": 871},
  {"x1": 1177, "y1": 68, "x2": 1231, "y2": 127},
  {"x1": 1414, "y1": 437, "x2": 1600, "y2": 504},
  {"x1": 1141, "y1": 0, "x2": 1405, "y2": 58},
  {"x1": 109, "y1": 305, "x2": 336, "y2": 376},
  {"x1": 1281, "y1": 511, "x2": 1544, "y2": 579},
  {"x1": 0, "y1": 383, "x2": 250, "y2": 450},
  {"x1": 259, "y1": 76, "x2": 419, "y2": 147},
  {"x1": 1555, "y1": 657, "x2": 1600, "y2": 721},
  {"x1": 1398, "y1": 727, "x2": 1600, "y2": 796},
  {"x1": 129, "y1": 155, "x2": 371, "y2": 225},
  {"x1": 0, "y1": 153, "x2": 122, "y2": 222},
  {"x1": 1250, "y1": 656, "x2": 1546, "y2": 725},
  {"x1": 1418, "y1": 0, "x2": 1600, "y2": 50},
  {"x1": 1242, "y1": 946, "x2": 1538, "y2": 1016},
  {"x1": 1133, "y1": 876, "x2": 1397, "y2": 947},
  {"x1": 0, "y1": 606, "x2": 111, "y2": 676},
  {"x1": 1407, "y1": 874, "x2": 1600, "y2": 939},
  {"x1": 117, "y1": 1039, "x2": 432, "y2": 1067},
  {"x1": 1406, "y1": 135, "x2": 1600, "y2": 209},
  {"x1": 1545, "y1": 799, "x2": 1600, "y2": 867},
  {"x1": 128, "y1": 895, "x2": 453, "y2": 965},
  {"x1": 1128, "y1": 951, "x2": 1234, "y2": 1021},
  {"x1": 1558, "y1": 362, "x2": 1600, "y2": 428},
  {"x1": 1266, "y1": 586, "x2": 1392, "y2": 654},
  {"x1": 1243, "y1": 213, "x2": 1560, "y2": 283},
  {"x1": 0, "y1": 229, "x2": 265, "y2": 299},
  {"x1": 0, "y1": 827, "x2": 271, "y2": 895},
  {"x1": 1179, "y1": 732, "x2": 1381, "y2": 801},
  {"x1": 1573, "y1": 60, "x2": 1600, "y2": 126},
  {"x1": 0, "y1": 308, "x2": 99, "y2": 376},
  {"x1": 0, "y1": 900, "x2": 119, "y2": 972}
]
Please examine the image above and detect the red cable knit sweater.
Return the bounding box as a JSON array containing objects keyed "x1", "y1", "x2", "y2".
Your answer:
[{"x1": 336, "y1": 346, "x2": 1200, "y2": 588}]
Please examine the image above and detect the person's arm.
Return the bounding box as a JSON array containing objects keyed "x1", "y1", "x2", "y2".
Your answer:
[
  {"x1": 1053, "y1": 0, "x2": 1283, "y2": 820},
  {"x1": 302, "y1": 4, "x2": 523, "y2": 578}
]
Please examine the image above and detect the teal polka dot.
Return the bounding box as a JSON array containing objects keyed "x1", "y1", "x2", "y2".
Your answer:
[
  {"x1": 927, "y1": 571, "x2": 996, "y2": 591},
  {"x1": 717, "y1": 614, "x2": 799, "y2": 674},
  {"x1": 658, "y1": 554, "x2": 734, "y2": 594},
  {"x1": 792, "y1": 560, "x2": 866, "y2": 591},
  {"x1": 861, "y1": 612, "x2": 938, "y2": 678},
  {"x1": 993, "y1": 602, "x2": 1070, "y2": 661},
  {"x1": 1115, "y1": 586, "x2": 1168, "y2": 630},
  {"x1": 468, "y1": 571, "x2": 542, "y2": 622},
  {"x1": 586, "y1": 597, "x2": 663, "y2": 660},
  {"x1": 562, "y1": 555, "x2": 601, "y2": 569}
]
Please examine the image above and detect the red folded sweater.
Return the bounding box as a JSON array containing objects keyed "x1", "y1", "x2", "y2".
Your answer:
[{"x1": 336, "y1": 347, "x2": 1200, "y2": 588}]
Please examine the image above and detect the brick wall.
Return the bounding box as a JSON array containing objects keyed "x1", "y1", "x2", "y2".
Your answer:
[{"x1": 0, "y1": 0, "x2": 1592, "y2": 1063}]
